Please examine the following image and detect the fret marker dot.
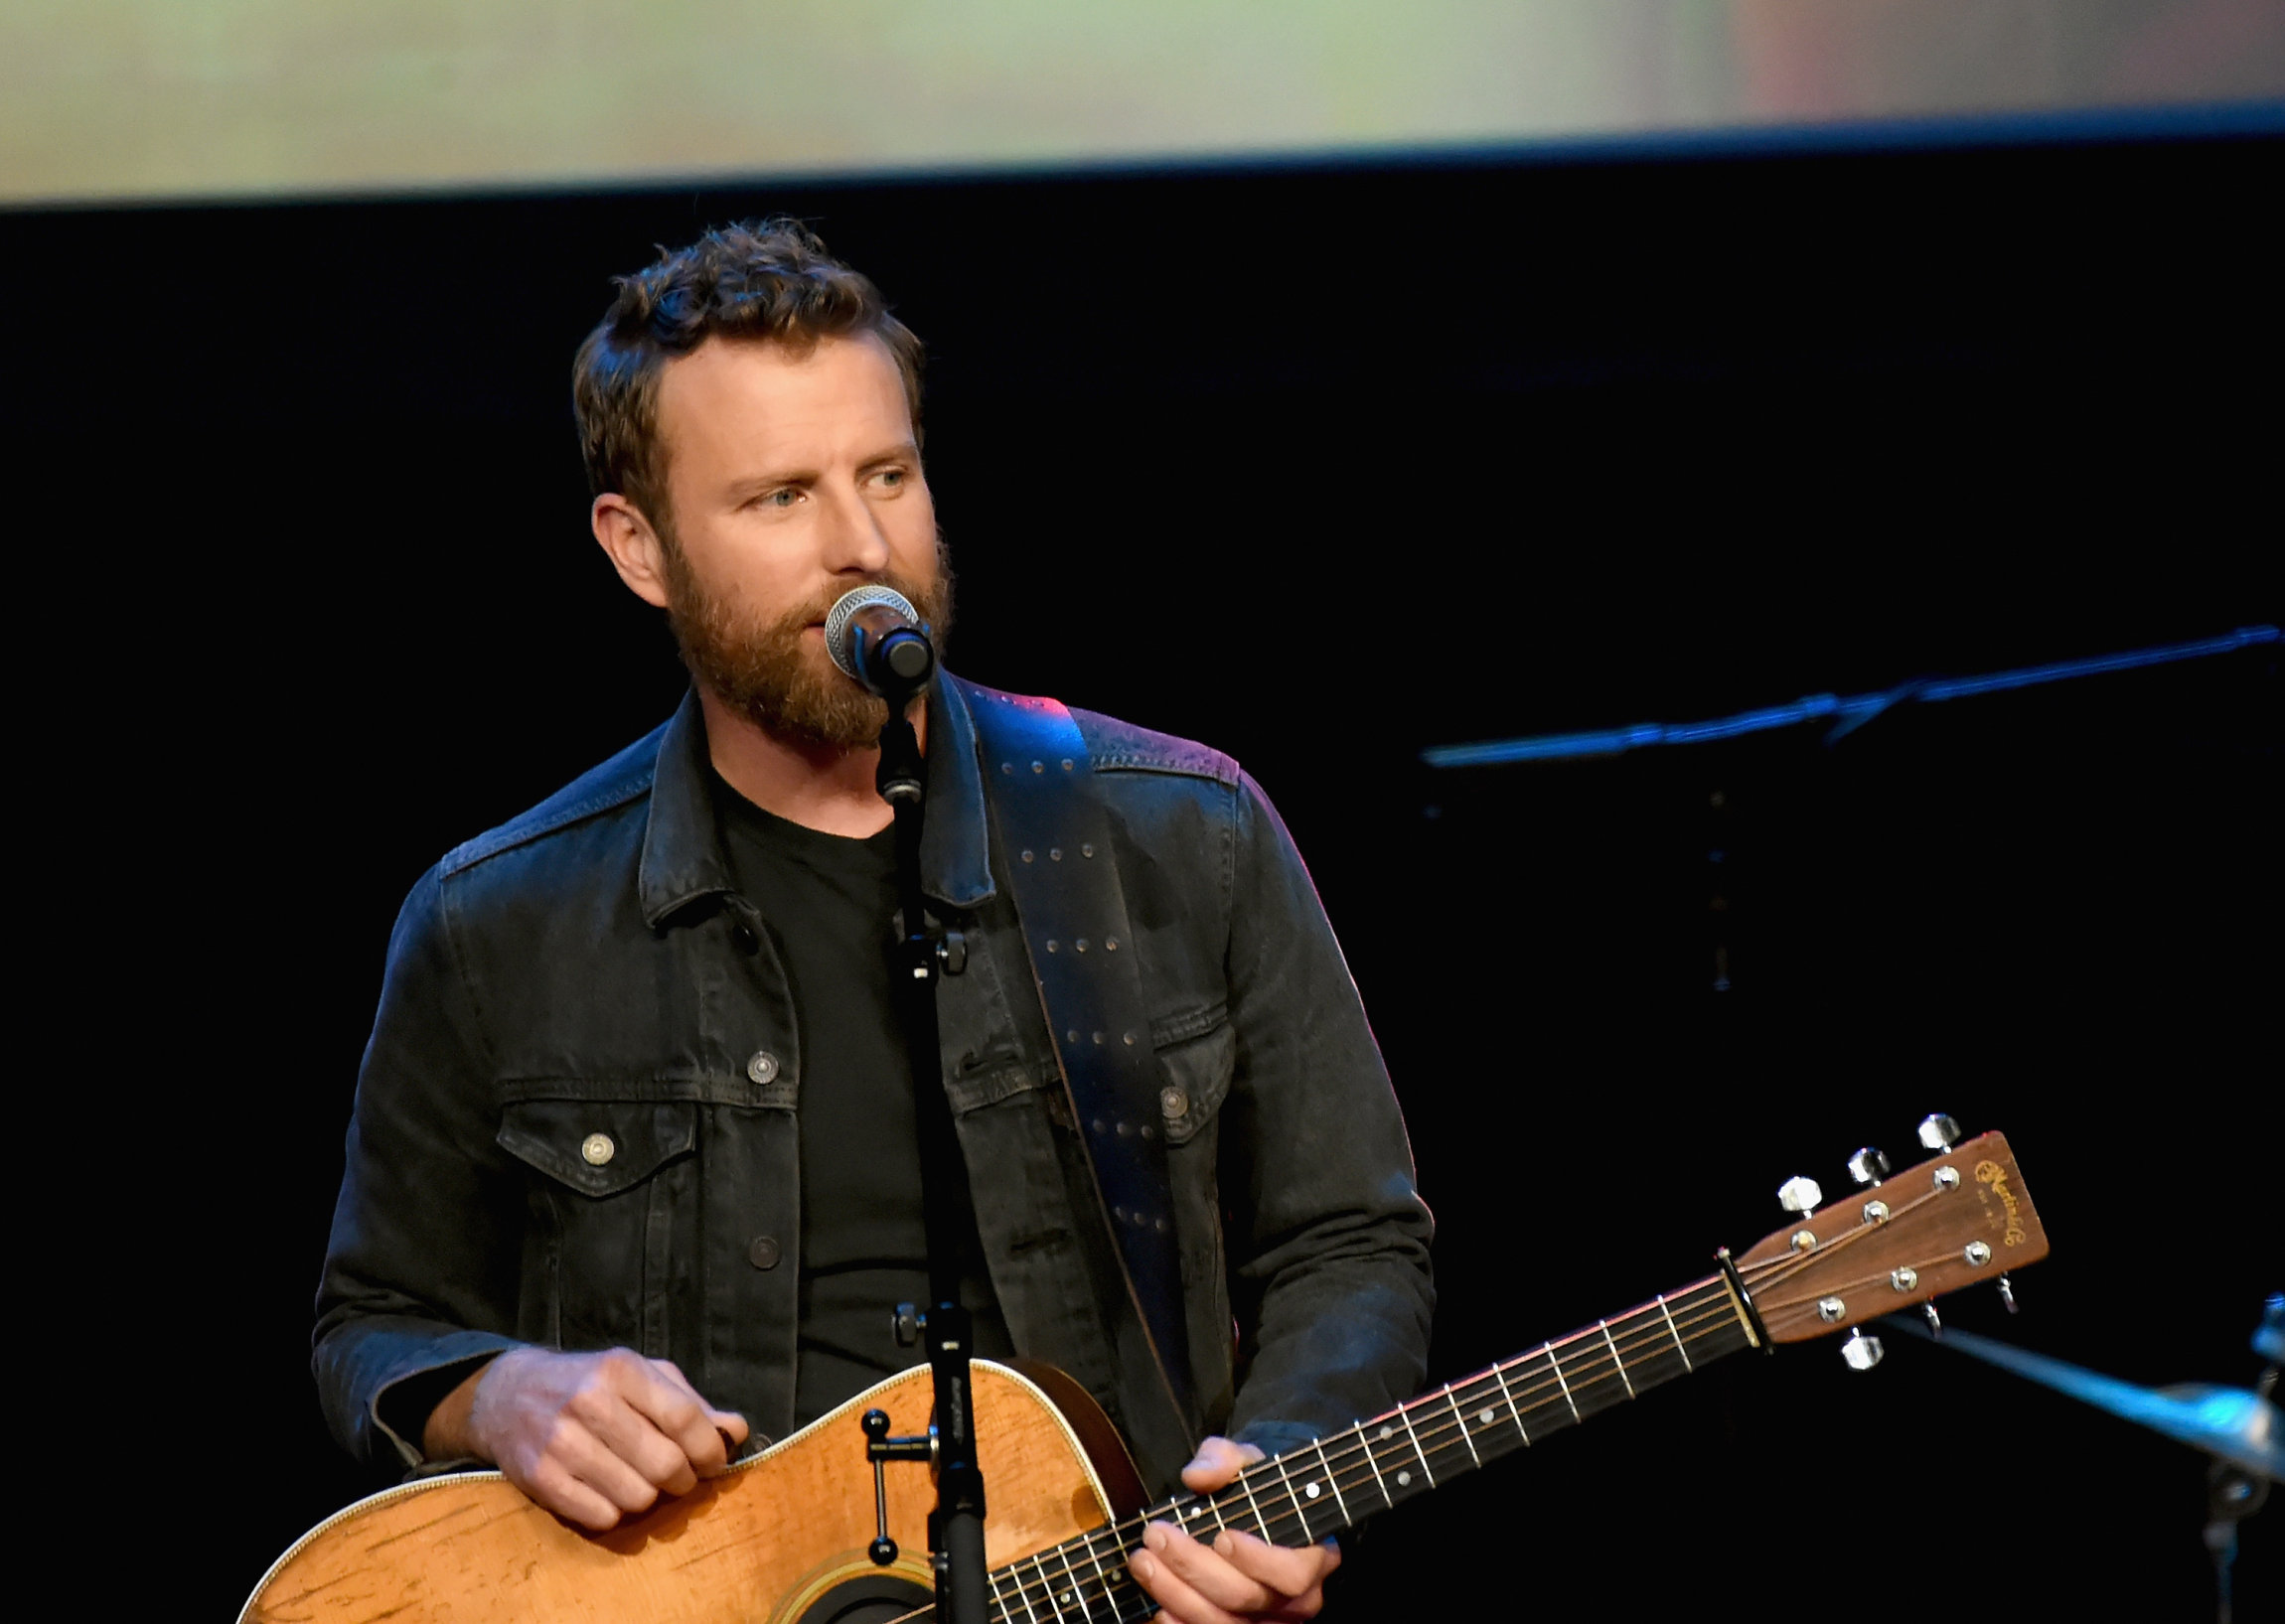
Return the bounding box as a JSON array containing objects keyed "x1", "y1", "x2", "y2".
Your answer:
[
  {"x1": 1379, "y1": 1425, "x2": 1394, "y2": 1439},
  {"x1": 1396, "y1": 1470, "x2": 1413, "y2": 1486},
  {"x1": 1479, "y1": 1407, "x2": 1495, "y2": 1424},
  {"x1": 1305, "y1": 1482, "x2": 1321, "y2": 1499}
]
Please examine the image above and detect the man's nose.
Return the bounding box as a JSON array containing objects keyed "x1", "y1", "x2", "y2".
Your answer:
[{"x1": 817, "y1": 480, "x2": 893, "y2": 574}]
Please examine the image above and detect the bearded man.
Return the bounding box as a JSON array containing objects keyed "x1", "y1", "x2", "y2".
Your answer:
[{"x1": 315, "y1": 221, "x2": 1433, "y2": 1624}]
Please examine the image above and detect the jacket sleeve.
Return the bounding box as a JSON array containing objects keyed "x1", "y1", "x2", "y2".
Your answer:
[
  {"x1": 313, "y1": 865, "x2": 527, "y2": 1469},
  {"x1": 1219, "y1": 771, "x2": 1435, "y2": 1458}
]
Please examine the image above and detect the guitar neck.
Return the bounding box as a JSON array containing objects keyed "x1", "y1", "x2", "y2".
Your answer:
[{"x1": 983, "y1": 1271, "x2": 1762, "y2": 1623}]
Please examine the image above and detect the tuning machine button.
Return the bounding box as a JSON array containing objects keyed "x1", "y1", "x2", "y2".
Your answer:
[
  {"x1": 1847, "y1": 1146, "x2": 1891, "y2": 1187},
  {"x1": 1998, "y1": 1274, "x2": 2019, "y2": 1314},
  {"x1": 1841, "y1": 1328, "x2": 1886, "y2": 1371},
  {"x1": 1777, "y1": 1175, "x2": 1824, "y2": 1216},
  {"x1": 1917, "y1": 1113, "x2": 1962, "y2": 1150},
  {"x1": 1922, "y1": 1302, "x2": 1943, "y2": 1337}
]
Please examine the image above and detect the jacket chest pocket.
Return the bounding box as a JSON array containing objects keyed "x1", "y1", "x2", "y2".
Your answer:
[
  {"x1": 498, "y1": 1098, "x2": 696, "y2": 1356},
  {"x1": 1153, "y1": 1016, "x2": 1233, "y2": 1148}
]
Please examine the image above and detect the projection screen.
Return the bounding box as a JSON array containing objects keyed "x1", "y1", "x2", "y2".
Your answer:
[{"x1": 5, "y1": 0, "x2": 2281, "y2": 208}]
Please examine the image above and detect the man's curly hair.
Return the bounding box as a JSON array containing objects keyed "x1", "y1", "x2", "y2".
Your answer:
[{"x1": 572, "y1": 220, "x2": 924, "y2": 531}]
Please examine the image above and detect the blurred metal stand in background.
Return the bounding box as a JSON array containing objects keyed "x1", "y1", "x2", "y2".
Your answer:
[{"x1": 1890, "y1": 1294, "x2": 2281, "y2": 1624}]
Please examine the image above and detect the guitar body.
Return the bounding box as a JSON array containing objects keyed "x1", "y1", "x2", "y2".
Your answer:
[{"x1": 240, "y1": 1360, "x2": 1142, "y2": 1624}]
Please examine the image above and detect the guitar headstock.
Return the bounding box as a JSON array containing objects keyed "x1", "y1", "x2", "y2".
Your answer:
[{"x1": 1729, "y1": 1120, "x2": 2049, "y2": 1353}]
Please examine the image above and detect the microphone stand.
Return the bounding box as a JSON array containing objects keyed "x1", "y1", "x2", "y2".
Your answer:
[{"x1": 868, "y1": 652, "x2": 990, "y2": 1624}]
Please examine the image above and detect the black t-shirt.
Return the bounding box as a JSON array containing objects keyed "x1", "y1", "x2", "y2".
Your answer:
[{"x1": 714, "y1": 777, "x2": 1012, "y2": 1427}]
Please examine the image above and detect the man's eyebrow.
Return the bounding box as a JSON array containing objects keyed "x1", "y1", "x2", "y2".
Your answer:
[
  {"x1": 723, "y1": 466, "x2": 818, "y2": 499},
  {"x1": 857, "y1": 441, "x2": 923, "y2": 469}
]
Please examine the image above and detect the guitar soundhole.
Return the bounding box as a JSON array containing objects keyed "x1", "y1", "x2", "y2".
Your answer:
[{"x1": 794, "y1": 1574, "x2": 934, "y2": 1624}]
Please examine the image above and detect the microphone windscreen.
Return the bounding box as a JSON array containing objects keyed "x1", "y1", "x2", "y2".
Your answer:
[{"x1": 824, "y1": 585, "x2": 920, "y2": 679}]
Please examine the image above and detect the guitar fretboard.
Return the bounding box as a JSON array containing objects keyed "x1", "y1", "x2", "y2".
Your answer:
[{"x1": 966, "y1": 1272, "x2": 1758, "y2": 1624}]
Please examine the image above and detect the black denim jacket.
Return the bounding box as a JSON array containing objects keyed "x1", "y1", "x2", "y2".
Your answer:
[{"x1": 314, "y1": 675, "x2": 1434, "y2": 1491}]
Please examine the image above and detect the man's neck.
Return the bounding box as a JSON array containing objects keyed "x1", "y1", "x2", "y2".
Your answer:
[{"x1": 696, "y1": 686, "x2": 924, "y2": 838}]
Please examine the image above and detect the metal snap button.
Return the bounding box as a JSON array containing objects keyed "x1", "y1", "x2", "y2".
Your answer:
[
  {"x1": 747, "y1": 1235, "x2": 782, "y2": 1269},
  {"x1": 580, "y1": 1132, "x2": 616, "y2": 1166},
  {"x1": 747, "y1": 1050, "x2": 780, "y2": 1086},
  {"x1": 1159, "y1": 1086, "x2": 1189, "y2": 1118}
]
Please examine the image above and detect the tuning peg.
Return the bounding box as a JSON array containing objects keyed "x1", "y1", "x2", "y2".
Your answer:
[
  {"x1": 1922, "y1": 1302, "x2": 1943, "y2": 1337},
  {"x1": 1841, "y1": 1328, "x2": 1886, "y2": 1371},
  {"x1": 1997, "y1": 1274, "x2": 2018, "y2": 1314},
  {"x1": 1846, "y1": 1146, "x2": 1891, "y2": 1187},
  {"x1": 1777, "y1": 1175, "x2": 1823, "y2": 1215},
  {"x1": 1916, "y1": 1112, "x2": 1961, "y2": 1150}
]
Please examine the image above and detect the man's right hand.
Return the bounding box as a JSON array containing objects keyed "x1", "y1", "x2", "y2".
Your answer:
[{"x1": 422, "y1": 1346, "x2": 751, "y2": 1531}]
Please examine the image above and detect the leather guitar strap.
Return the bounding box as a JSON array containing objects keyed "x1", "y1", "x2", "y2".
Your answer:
[{"x1": 963, "y1": 683, "x2": 1200, "y2": 1433}]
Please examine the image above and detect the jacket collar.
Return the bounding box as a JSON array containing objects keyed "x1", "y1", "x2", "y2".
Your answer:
[{"x1": 636, "y1": 676, "x2": 997, "y2": 928}]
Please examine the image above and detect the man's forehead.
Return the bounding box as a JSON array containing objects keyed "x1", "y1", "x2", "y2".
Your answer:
[
  {"x1": 660, "y1": 330, "x2": 897, "y2": 407},
  {"x1": 654, "y1": 331, "x2": 912, "y2": 471}
]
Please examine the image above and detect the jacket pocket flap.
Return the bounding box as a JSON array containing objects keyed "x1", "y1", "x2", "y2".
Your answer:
[
  {"x1": 497, "y1": 1100, "x2": 696, "y2": 1198},
  {"x1": 1155, "y1": 1018, "x2": 1234, "y2": 1146}
]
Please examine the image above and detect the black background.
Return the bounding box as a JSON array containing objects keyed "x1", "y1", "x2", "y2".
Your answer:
[{"x1": 11, "y1": 122, "x2": 2277, "y2": 1618}]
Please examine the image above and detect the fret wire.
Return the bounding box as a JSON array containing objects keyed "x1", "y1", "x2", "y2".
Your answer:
[
  {"x1": 1074, "y1": 1520, "x2": 1118, "y2": 1616},
  {"x1": 1030, "y1": 1551, "x2": 1070, "y2": 1621},
  {"x1": 1544, "y1": 1341, "x2": 1582, "y2": 1422},
  {"x1": 1440, "y1": 1382, "x2": 1484, "y2": 1468},
  {"x1": 1462, "y1": 1369, "x2": 1525, "y2": 1444},
  {"x1": 1007, "y1": 1555, "x2": 1042, "y2": 1624},
  {"x1": 1271, "y1": 1450, "x2": 1314, "y2": 1543},
  {"x1": 1358, "y1": 1416, "x2": 1395, "y2": 1506},
  {"x1": 1053, "y1": 1542, "x2": 1096, "y2": 1623},
  {"x1": 1394, "y1": 1399, "x2": 1438, "y2": 1487},
  {"x1": 988, "y1": 1565, "x2": 1017, "y2": 1624},
  {"x1": 1486, "y1": 1359, "x2": 1532, "y2": 1445},
  {"x1": 1233, "y1": 1458, "x2": 1272, "y2": 1539},
  {"x1": 1599, "y1": 1320, "x2": 1635, "y2": 1399},
  {"x1": 1656, "y1": 1292, "x2": 1693, "y2": 1371},
  {"x1": 1311, "y1": 1434, "x2": 1352, "y2": 1525}
]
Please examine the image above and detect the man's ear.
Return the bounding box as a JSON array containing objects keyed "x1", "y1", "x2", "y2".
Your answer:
[{"x1": 592, "y1": 493, "x2": 673, "y2": 609}]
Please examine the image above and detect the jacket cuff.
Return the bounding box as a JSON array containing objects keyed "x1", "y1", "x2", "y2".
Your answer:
[
  {"x1": 1230, "y1": 1417, "x2": 1324, "y2": 1465},
  {"x1": 320, "y1": 1318, "x2": 526, "y2": 1469}
]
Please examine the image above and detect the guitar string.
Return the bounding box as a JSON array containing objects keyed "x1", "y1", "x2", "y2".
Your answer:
[
  {"x1": 1032, "y1": 1292, "x2": 1746, "y2": 1608},
  {"x1": 872, "y1": 1297, "x2": 1746, "y2": 1624},
  {"x1": 943, "y1": 1176, "x2": 2000, "y2": 1624},
  {"x1": 1729, "y1": 1179, "x2": 1954, "y2": 1296},
  {"x1": 961, "y1": 1288, "x2": 1751, "y2": 1623},
  {"x1": 867, "y1": 1290, "x2": 1752, "y2": 1624},
  {"x1": 897, "y1": 1214, "x2": 1966, "y2": 1617},
  {"x1": 1752, "y1": 1246, "x2": 1988, "y2": 1328}
]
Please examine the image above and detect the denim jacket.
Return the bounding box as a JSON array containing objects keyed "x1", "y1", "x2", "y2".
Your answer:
[{"x1": 314, "y1": 674, "x2": 1434, "y2": 1492}]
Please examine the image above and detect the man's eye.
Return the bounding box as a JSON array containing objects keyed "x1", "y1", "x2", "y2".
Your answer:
[
  {"x1": 874, "y1": 468, "x2": 905, "y2": 489},
  {"x1": 763, "y1": 489, "x2": 800, "y2": 509}
]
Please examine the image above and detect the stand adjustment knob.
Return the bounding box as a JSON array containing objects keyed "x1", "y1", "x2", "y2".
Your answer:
[
  {"x1": 1917, "y1": 1112, "x2": 1962, "y2": 1150},
  {"x1": 892, "y1": 1302, "x2": 923, "y2": 1348},
  {"x1": 1776, "y1": 1176, "x2": 1823, "y2": 1216},
  {"x1": 1847, "y1": 1146, "x2": 1891, "y2": 1187}
]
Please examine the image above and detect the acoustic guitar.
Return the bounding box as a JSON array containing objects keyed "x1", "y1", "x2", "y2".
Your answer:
[{"x1": 242, "y1": 1124, "x2": 2048, "y2": 1624}]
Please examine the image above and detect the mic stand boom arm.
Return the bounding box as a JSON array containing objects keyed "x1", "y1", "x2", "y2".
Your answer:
[{"x1": 869, "y1": 664, "x2": 990, "y2": 1624}]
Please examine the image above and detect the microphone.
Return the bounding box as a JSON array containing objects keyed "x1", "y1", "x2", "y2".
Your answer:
[{"x1": 825, "y1": 584, "x2": 936, "y2": 698}]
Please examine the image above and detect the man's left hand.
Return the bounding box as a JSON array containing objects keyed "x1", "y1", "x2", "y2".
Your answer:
[{"x1": 1126, "y1": 1437, "x2": 1340, "y2": 1623}]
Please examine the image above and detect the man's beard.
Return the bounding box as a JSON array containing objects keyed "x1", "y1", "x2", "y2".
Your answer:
[{"x1": 660, "y1": 538, "x2": 954, "y2": 752}]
